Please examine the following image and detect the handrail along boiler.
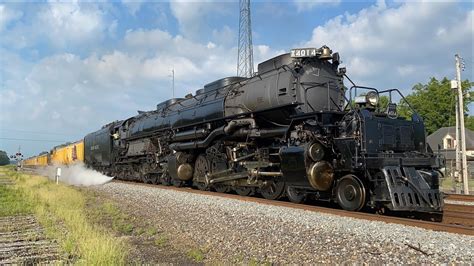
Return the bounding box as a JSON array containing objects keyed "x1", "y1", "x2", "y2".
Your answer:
[{"x1": 84, "y1": 45, "x2": 444, "y2": 213}]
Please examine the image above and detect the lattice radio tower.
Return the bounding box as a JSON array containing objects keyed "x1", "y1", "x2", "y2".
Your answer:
[{"x1": 237, "y1": 0, "x2": 254, "y2": 78}]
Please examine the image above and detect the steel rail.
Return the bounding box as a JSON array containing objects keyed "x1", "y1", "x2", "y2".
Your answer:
[
  {"x1": 442, "y1": 204, "x2": 474, "y2": 227},
  {"x1": 445, "y1": 193, "x2": 474, "y2": 202}
]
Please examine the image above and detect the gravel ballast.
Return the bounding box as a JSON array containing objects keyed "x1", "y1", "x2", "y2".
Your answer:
[{"x1": 91, "y1": 182, "x2": 474, "y2": 264}]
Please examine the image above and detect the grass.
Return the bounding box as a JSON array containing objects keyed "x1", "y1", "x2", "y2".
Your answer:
[
  {"x1": 440, "y1": 177, "x2": 474, "y2": 191},
  {"x1": 187, "y1": 248, "x2": 205, "y2": 262},
  {"x1": 0, "y1": 185, "x2": 33, "y2": 216},
  {"x1": 91, "y1": 201, "x2": 136, "y2": 235},
  {"x1": 101, "y1": 202, "x2": 135, "y2": 234},
  {"x1": 0, "y1": 166, "x2": 127, "y2": 264},
  {"x1": 154, "y1": 235, "x2": 168, "y2": 247},
  {"x1": 249, "y1": 258, "x2": 272, "y2": 266},
  {"x1": 145, "y1": 227, "x2": 158, "y2": 236}
]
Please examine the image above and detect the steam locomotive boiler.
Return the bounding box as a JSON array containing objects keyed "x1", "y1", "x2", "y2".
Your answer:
[{"x1": 84, "y1": 45, "x2": 444, "y2": 213}]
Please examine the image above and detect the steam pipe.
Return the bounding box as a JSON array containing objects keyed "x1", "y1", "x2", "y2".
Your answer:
[
  {"x1": 224, "y1": 118, "x2": 256, "y2": 134},
  {"x1": 169, "y1": 126, "x2": 225, "y2": 151},
  {"x1": 231, "y1": 127, "x2": 287, "y2": 138},
  {"x1": 172, "y1": 128, "x2": 208, "y2": 142}
]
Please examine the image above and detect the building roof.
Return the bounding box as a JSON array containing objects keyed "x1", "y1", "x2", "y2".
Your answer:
[{"x1": 427, "y1": 127, "x2": 474, "y2": 157}]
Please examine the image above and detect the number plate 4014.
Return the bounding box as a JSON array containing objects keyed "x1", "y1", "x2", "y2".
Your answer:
[{"x1": 290, "y1": 48, "x2": 318, "y2": 58}]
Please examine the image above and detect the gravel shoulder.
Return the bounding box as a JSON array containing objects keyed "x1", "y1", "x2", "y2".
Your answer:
[{"x1": 89, "y1": 182, "x2": 474, "y2": 264}]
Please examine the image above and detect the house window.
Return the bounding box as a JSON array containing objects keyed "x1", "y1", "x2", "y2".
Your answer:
[
  {"x1": 444, "y1": 134, "x2": 455, "y2": 149},
  {"x1": 446, "y1": 138, "x2": 453, "y2": 149}
]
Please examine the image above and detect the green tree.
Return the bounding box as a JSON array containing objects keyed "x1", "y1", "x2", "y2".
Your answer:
[
  {"x1": 0, "y1": 150, "x2": 10, "y2": 166},
  {"x1": 466, "y1": 116, "x2": 474, "y2": 131},
  {"x1": 398, "y1": 77, "x2": 473, "y2": 134},
  {"x1": 379, "y1": 95, "x2": 389, "y2": 111}
]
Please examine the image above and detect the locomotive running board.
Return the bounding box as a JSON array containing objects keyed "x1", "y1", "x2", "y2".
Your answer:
[{"x1": 382, "y1": 166, "x2": 443, "y2": 212}]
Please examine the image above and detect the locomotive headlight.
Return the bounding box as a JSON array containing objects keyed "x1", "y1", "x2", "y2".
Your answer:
[{"x1": 366, "y1": 91, "x2": 379, "y2": 107}]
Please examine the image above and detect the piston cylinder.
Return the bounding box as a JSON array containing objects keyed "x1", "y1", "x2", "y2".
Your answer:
[{"x1": 307, "y1": 161, "x2": 334, "y2": 191}]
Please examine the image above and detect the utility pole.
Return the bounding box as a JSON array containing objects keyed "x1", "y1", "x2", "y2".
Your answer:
[
  {"x1": 455, "y1": 54, "x2": 469, "y2": 194},
  {"x1": 237, "y1": 0, "x2": 254, "y2": 78},
  {"x1": 455, "y1": 92, "x2": 461, "y2": 184}
]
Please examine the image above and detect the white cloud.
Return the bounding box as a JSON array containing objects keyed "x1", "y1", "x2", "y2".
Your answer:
[
  {"x1": 0, "y1": 2, "x2": 112, "y2": 50},
  {"x1": 207, "y1": 42, "x2": 216, "y2": 49},
  {"x1": 212, "y1": 25, "x2": 235, "y2": 46},
  {"x1": 169, "y1": 1, "x2": 232, "y2": 41},
  {"x1": 293, "y1": 0, "x2": 340, "y2": 13},
  {"x1": 0, "y1": 5, "x2": 23, "y2": 32},
  {"x1": 108, "y1": 20, "x2": 118, "y2": 38},
  {"x1": 304, "y1": 1, "x2": 473, "y2": 90},
  {"x1": 124, "y1": 28, "x2": 172, "y2": 48},
  {"x1": 36, "y1": 1, "x2": 105, "y2": 46},
  {"x1": 121, "y1": 0, "x2": 143, "y2": 15}
]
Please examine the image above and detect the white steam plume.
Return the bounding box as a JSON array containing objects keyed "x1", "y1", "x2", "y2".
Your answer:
[{"x1": 37, "y1": 163, "x2": 114, "y2": 186}]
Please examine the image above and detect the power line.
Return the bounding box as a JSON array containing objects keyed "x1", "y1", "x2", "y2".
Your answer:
[
  {"x1": 0, "y1": 128, "x2": 72, "y2": 136},
  {"x1": 0, "y1": 137, "x2": 68, "y2": 143}
]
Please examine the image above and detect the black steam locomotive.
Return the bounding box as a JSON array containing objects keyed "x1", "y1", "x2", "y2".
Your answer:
[{"x1": 84, "y1": 46, "x2": 444, "y2": 213}]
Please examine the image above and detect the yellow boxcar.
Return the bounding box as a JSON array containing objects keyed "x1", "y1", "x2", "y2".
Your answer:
[
  {"x1": 23, "y1": 157, "x2": 35, "y2": 166},
  {"x1": 75, "y1": 140, "x2": 84, "y2": 162},
  {"x1": 50, "y1": 140, "x2": 84, "y2": 166},
  {"x1": 23, "y1": 154, "x2": 48, "y2": 167},
  {"x1": 36, "y1": 154, "x2": 48, "y2": 166}
]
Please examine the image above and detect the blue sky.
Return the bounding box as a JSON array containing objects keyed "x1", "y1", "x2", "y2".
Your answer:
[{"x1": 0, "y1": 0, "x2": 473, "y2": 158}]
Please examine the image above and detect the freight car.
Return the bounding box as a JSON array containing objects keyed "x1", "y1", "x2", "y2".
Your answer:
[
  {"x1": 50, "y1": 140, "x2": 84, "y2": 165},
  {"x1": 83, "y1": 45, "x2": 444, "y2": 213},
  {"x1": 22, "y1": 140, "x2": 84, "y2": 168},
  {"x1": 23, "y1": 153, "x2": 49, "y2": 167}
]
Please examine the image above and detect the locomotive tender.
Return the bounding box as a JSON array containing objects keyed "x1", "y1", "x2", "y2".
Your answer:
[{"x1": 84, "y1": 45, "x2": 443, "y2": 213}]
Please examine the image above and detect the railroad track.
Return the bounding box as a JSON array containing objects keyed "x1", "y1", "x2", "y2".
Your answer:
[
  {"x1": 111, "y1": 180, "x2": 474, "y2": 236},
  {"x1": 445, "y1": 193, "x2": 474, "y2": 202},
  {"x1": 442, "y1": 204, "x2": 474, "y2": 227}
]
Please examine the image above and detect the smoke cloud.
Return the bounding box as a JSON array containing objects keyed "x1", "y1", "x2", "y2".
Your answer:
[{"x1": 36, "y1": 163, "x2": 114, "y2": 186}]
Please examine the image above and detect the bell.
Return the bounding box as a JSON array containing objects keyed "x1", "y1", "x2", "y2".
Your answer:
[{"x1": 319, "y1": 46, "x2": 332, "y2": 60}]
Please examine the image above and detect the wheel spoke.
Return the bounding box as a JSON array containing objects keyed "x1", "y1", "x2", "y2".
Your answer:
[
  {"x1": 235, "y1": 186, "x2": 254, "y2": 196},
  {"x1": 193, "y1": 154, "x2": 210, "y2": 191},
  {"x1": 260, "y1": 181, "x2": 285, "y2": 200}
]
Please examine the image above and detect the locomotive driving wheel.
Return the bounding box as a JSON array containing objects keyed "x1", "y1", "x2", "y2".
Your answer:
[
  {"x1": 172, "y1": 179, "x2": 185, "y2": 187},
  {"x1": 336, "y1": 175, "x2": 367, "y2": 211},
  {"x1": 286, "y1": 186, "x2": 306, "y2": 204},
  {"x1": 151, "y1": 174, "x2": 159, "y2": 185},
  {"x1": 212, "y1": 184, "x2": 229, "y2": 193},
  {"x1": 260, "y1": 181, "x2": 285, "y2": 200},
  {"x1": 234, "y1": 186, "x2": 254, "y2": 196},
  {"x1": 210, "y1": 158, "x2": 229, "y2": 193},
  {"x1": 159, "y1": 171, "x2": 172, "y2": 186},
  {"x1": 193, "y1": 154, "x2": 210, "y2": 191}
]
